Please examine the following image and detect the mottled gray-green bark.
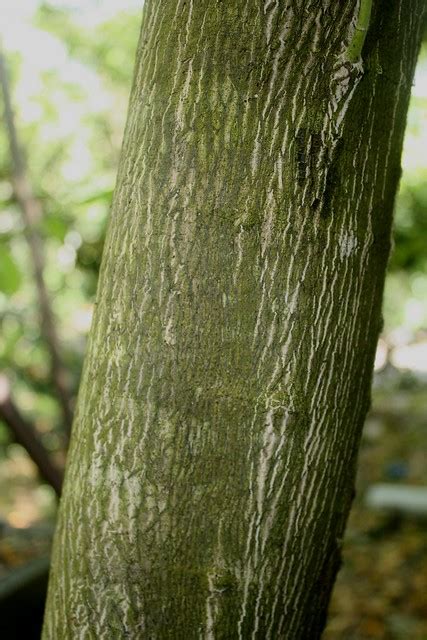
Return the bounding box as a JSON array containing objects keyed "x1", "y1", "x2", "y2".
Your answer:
[{"x1": 43, "y1": 1, "x2": 425, "y2": 638}]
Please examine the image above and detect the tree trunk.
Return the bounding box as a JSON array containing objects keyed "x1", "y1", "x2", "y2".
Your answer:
[{"x1": 43, "y1": 1, "x2": 425, "y2": 638}]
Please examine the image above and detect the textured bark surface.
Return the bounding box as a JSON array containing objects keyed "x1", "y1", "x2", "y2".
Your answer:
[{"x1": 43, "y1": 1, "x2": 425, "y2": 638}]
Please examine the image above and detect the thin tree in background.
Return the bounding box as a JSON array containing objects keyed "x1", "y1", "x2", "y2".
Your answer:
[
  {"x1": 44, "y1": 1, "x2": 426, "y2": 637},
  {"x1": 0, "y1": 48, "x2": 73, "y2": 437}
]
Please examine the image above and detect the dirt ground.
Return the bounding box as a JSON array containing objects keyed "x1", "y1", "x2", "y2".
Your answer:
[{"x1": 326, "y1": 378, "x2": 427, "y2": 639}]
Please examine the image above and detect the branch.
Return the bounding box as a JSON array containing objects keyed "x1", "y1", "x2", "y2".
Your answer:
[
  {"x1": 345, "y1": 0, "x2": 373, "y2": 63},
  {"x1": 0, "y1": 48, "x2": 73, "y2": 436},
  {"x1": 0, "y1": 375, "x2": 63, "y2": 497}
]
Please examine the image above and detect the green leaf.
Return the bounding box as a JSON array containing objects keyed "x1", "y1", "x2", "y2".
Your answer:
[
  {"x1": 42, "y1": 216, "x2": 68, "y2": 242},
  {"x1": 77, "y1": 188, "x2": 114, "y2": 206},
  {"x1": 0, "y1": 244, "x2": 22, "y2": 295}
]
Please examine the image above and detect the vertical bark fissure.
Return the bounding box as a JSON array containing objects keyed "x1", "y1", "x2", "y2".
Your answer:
[{"x1": 44, "y1": 1, "x2": 425, "y2": 638}]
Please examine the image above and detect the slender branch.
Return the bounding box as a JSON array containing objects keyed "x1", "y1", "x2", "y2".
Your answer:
[
  {"x1": 345, "y1": 0, "x2": 373, "y2": 63},
  {"x1": 0, "y1": 375, "x2": 63, "y2": 497},
  {"x1": 0, "y1": 48, "x2": 73, "y2": 436}
]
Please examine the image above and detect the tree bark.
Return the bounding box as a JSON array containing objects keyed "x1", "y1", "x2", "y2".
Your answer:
[{"x1": 43, "y1": 1, "x2": 425, "y2": 638}]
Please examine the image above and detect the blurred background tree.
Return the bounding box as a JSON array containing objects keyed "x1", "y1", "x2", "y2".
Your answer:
[{"x1": 0, "y1": 1, "x2": 426, "y2": 638}]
